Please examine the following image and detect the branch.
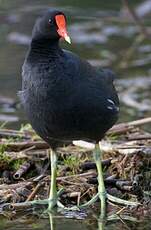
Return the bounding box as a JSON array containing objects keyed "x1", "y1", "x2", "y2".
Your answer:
[{"x1": 122, "y1": 0, "x2": 150, "y2": 39}]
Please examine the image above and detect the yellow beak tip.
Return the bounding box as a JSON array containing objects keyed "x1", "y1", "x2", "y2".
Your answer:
[{"x1": 64, "y1": 35, "x2": 71, "y2": 44}]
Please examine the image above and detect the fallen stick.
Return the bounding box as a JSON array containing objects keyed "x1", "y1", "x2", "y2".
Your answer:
[
  {"x1": 127, "y1": 134, "x2": 151, "y2": 140},
  {"x1": 9, "y1": 201, "x2": 34, "y2": 210},
  {"x1": 4, "y1": 149, "x2": 48, "y2": 160},
  {"x1": 0, "y1": 129, "x2": 31, "y2": 139},
  {"x1": 43, "y1": 171, "x2": 97, "y2": 182},
  {"x1": 13, "y1": 162, "x2": 32, "y2": 179},
  {"x1": 0, "y1": 141, "x2": 49, "y2": 151},
  {"x1": 26, "y1": 182, "x2": 45, "y2": 201},
  {"x1": 80, "y1": 158, "x2": 112, "y2": 171},
  {"x1": 125, "y1": 117, "x2": 151, "y2": 126},
  {"x1": 108, "y1": 117, "x2": 151, "y2": 135},
  {"x1": 0, "y1": 181, "x2": 33, "y2": 190}
]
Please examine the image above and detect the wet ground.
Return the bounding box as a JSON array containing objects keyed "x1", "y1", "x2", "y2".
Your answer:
[{"x1": 0, "y1": 0, "x2": 151, "y2": 229}]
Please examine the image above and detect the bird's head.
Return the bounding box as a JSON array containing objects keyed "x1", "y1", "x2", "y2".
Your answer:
[{"x1": 32, "y1": 9, "x2": 71, "y2": 44}]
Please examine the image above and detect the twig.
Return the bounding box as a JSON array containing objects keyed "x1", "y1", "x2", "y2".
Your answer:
[
  {"x1": 44, "y1": 171, "x2": 97, "y2": 182},
  {"x1": 116, "y1": 206, "x2": 127, "y2": 215},
  {"x1": 26, "y1": 182, "x2": 45, "y2": 201},
  {"x1": 4, "y1": 149, "x2": 48, "y2": 161},
  {"x1": 107, "y1": 214, "x2": 140, "y2": 222},
  {"x1": 60, "y1": 179, "x2": 83, "y2": 186},
  {"x1": 0, "y1": 141, "x2": 49, "y2": 151},
  {"x1": 65, "y1": 191, "x2": 81, "y2": 206},
  {"x1": 9, "y1": 201, "x2": 34, "y2": 210},
  {"x1": 0, "y1": 129, "x2": 31, "y2": 139},
  {"x1": 125, "y1": 117, "x2": 151, "y2": 126},
  {"x1": 115, "y1": 214, "x2": 131, "y2": 230},
  {"x1": 80, "y1": 158, "x2": 112, "y2": 171},
  {"x1": 0, "y1": 181, "x2": 33, "y2": 190},
  {"x1": 108, "y1": 117, "x2": 151, "y2": 135},
  {"x1": 127, "y1": 134, "x2": 151, "y2": 141},
  {"x1": 123, "y1": 0, "x2": 150, "y2": 39},
  {"x1": 13, "y1": 162, "x2": 32, "y2": 179}
]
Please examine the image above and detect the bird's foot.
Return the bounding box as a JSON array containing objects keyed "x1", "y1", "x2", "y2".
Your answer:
[
  {"x1": 107, "y1": 193, "x2": 140, "y2": 206},
  {"x1": 75, "y1": 192, "x2": 140, "y2": 209},
  {"x1": 10, "y1": 188, "x2": 65, "y2": 212},
  {"x1": 46, "y1": 199, "x2": 65, "y2": 212},
  {"x1": 10, "y1": 191, "x2": 139, "y2": 213},
  {"x1": 44, "y1": 188, "x2": 65, "y2": 212},
  {"x1": 16, "y1": 197, "x2": 66, "y2": 213}
]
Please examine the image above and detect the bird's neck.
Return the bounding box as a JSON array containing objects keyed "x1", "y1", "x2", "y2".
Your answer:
[{"x1": 30, "y1": 38, "x2": 62, "y2": 57}]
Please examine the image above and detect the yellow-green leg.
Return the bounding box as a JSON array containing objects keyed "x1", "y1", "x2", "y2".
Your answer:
[
  {"x1": 11, "y1": 149, "x2": 65, "y2": 211},
  {"x1": 79, "y1": 143, "x2": 139, "y2": 215},
  {"x1": 47, "y1": 149, "x2": 58, "y2": 211},
  {"x1": 94, "y1": 144, "x2": 106, "y2": 218},
  {"x1": 79, "y1": 144, "x2": 106, "y2": 218}
]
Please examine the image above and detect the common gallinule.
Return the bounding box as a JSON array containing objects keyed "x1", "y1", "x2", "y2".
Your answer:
[{"x1": 20, "y1": 9, "x2": 120, "y2": 216}]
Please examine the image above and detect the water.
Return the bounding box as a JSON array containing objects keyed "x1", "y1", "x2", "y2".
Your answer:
[
  {"x1": 0, "y1": 0, "x2": 151, "y2": 229},
  {"x1": 0, "y1": 210, "x2": 151, "y2": 230},
  {"x1": 0, "y1": 213, "x2": 129, "y2": 230}
]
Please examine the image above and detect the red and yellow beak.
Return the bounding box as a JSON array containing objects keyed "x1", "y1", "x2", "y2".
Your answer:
[{"x1": 55, "y1": 14, "x2": 71, "y2": 44}]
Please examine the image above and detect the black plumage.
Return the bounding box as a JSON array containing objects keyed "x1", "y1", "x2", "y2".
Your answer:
[{"x1": 20, "y1": 10, "x2": 119, "y2": 150}]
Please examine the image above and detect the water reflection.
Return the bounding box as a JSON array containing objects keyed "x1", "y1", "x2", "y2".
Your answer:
[{"x1": 1, "y1": 210, "x2": 151, "y2": 230}]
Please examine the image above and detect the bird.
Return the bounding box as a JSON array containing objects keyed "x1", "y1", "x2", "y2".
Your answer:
[{"x1": 19, "y1": 9, "x2": 119, "y2": 216}]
